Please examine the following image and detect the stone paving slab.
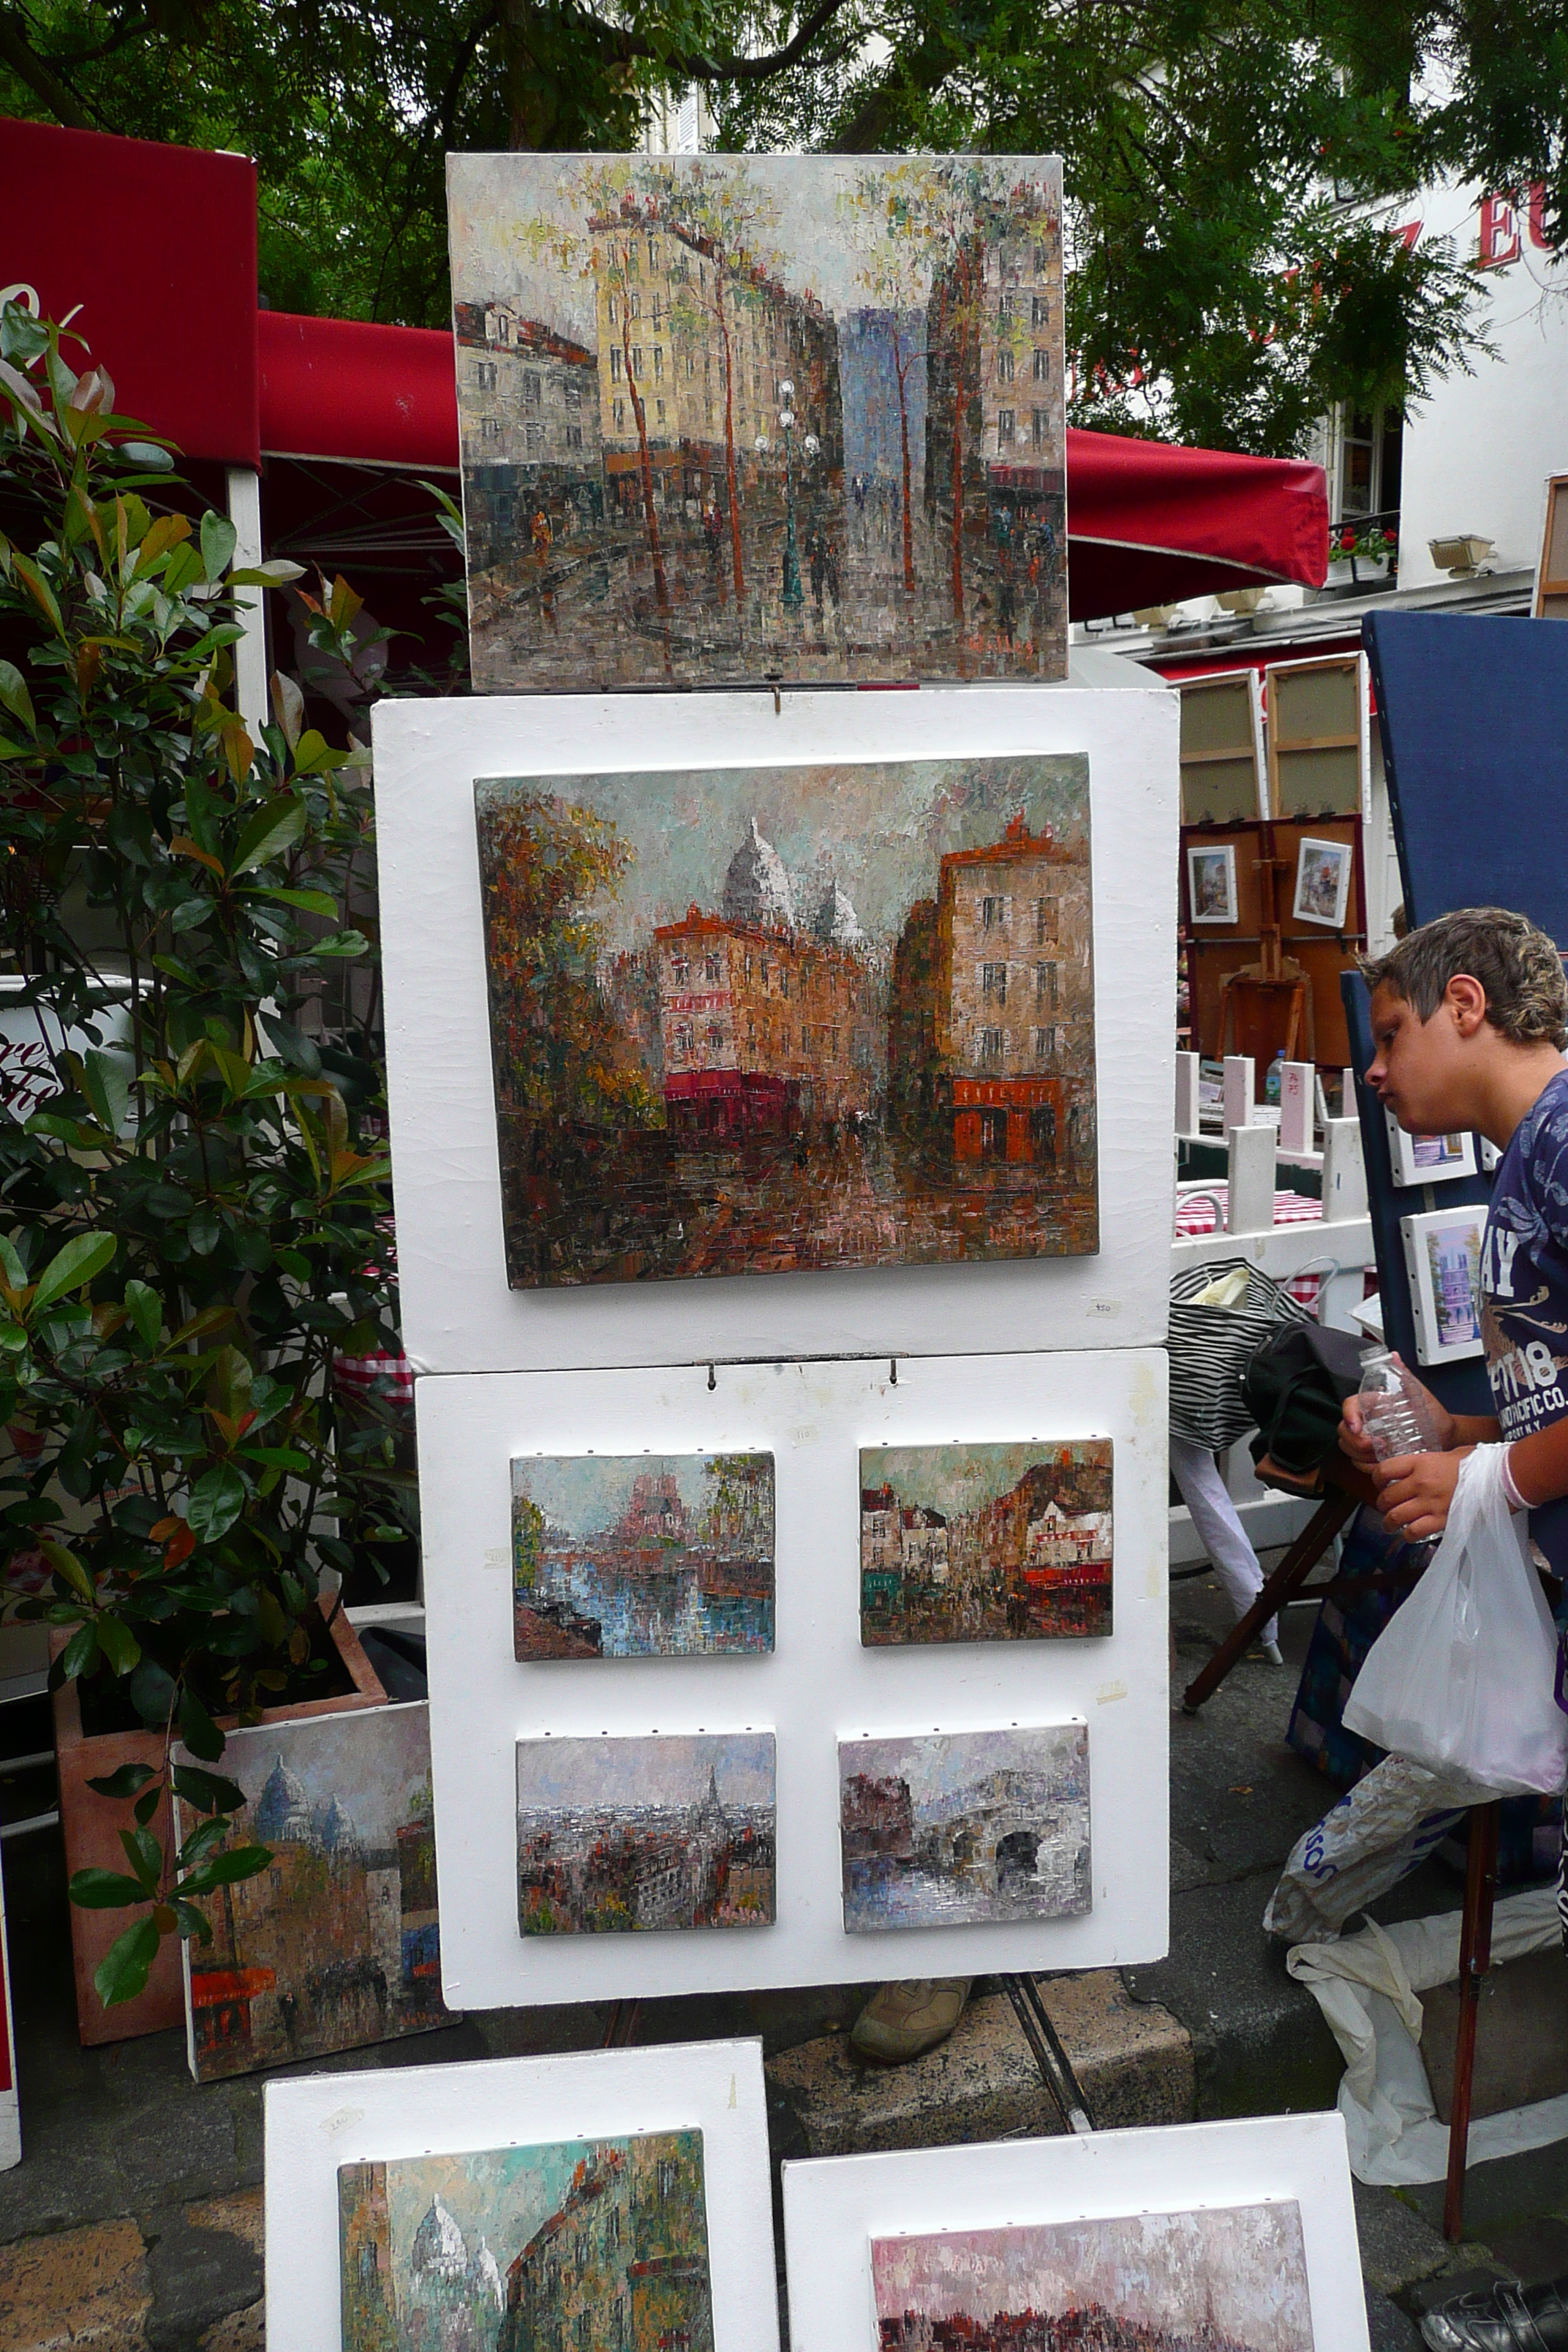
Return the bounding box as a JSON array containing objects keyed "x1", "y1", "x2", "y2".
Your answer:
[{"x1": 0, "y1": 2217, "x2": 150, "y2": 2351}]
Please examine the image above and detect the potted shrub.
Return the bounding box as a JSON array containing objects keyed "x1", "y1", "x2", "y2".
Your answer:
[{"x1": 0, "y1": 301, "x2": 415, "y2": 2032}]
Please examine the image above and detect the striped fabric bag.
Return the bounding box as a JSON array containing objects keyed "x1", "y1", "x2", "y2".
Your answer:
[{"x1": 1167, "y1": 1257, "x2": 1313, "y2": 1452}]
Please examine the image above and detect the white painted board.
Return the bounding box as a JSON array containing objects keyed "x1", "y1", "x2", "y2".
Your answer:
[
  {"x1": 374, "y1": 683, "x2": 1177, "y2": 1375},
  {"x1": 265, "y1": 2037, "x2": 777, "y2": 2352},
  {"x1": 0, "y1": 1857, "x2": 17, "y2": 2169},
  {"x1": 418, "y1": 1346, "x2": 1169, "y2": 2010},
  {"x1": 782, "y1": 2110, "x2": 1368, "y2": 2352}
]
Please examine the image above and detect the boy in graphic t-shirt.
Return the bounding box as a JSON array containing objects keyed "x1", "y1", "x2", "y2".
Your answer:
[{"x1": 1337, "y1": 908, "x2": 1568, "y2": 2352}]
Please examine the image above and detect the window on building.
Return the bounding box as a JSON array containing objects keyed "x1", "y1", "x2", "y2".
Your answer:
[
  {"x1": 671, "y1": 952, "x2": 690, "y2": 983},
  {"x1": 523, "y1": 370, "x2": 541, "y2": 405},
  {"x1": 475, "y1": 359, "x2": 497, "y2": 391},
  {"x1": 705, "y1": 399, "x2": 715, "y2": 425},
  {"x1": 706, "y1": 1022, "x2": 724, "y2": 1049},
  {"x1": 576, "y1": 2309, "x2": 592, "y2": 2351},
  {"x1": 630, "y1": 291, "x2": 641, "y2": 319},
  {"x1": 1335, "y1": 402, "x2": 1402, "y2": 522},
  {"x1": 613, "y1": 399, "x2": 625, "y2": 428},
  {"x1": 1032, "y1": 294, "x2": 1049, "y2": 328},
  {"x1": 1034, "y1": 242, "x2": 1050, "y2": 274},
  {"x1": 1033, "y1": 1025, "x2": 1058, "y2": 1060},
  {"x1": 608, "y1": 295, "x2": 618, "y2": 326},
  {"x1": 480, "y1": 415, "x2": 500, "y2": 440},
  {"x1": 631, "y1": 347, "x2": 644, "y2": 378},
  {"x1": 997, "y1": 347, "x2": 1014, "y2": 382},
  {"x1": 1035, "y1": 897, "x2": 1058, "y2": 944},
  {"x1": 611, "y1": 348, "x2": 622, "y2": 380},
  {"x1": 981, "y1": 1027, "x2": 1006, "y2": 1061},
  {"x1": 625, "y1": 241, "x2": 638, "y2": 275},
  {"x1": 653, "y1": 347, "x2": 663, "y2": 381},
  {"x1": 980, "y1": 1107, "x2": 1007, "y2": 1158},
  {"x1": 688, "y1": 352, "x2": 696, "y2": 377},
  {"x1": 524, "y1": 421, "x2": 546, "y2": 449},
  {"x1": 606, "y1": 2207, "x2": 621, "y2": 2248},
  {"x1": 998, "y1": 293, "x2": 1015, "y2": 325},
  {"x1": 1033, "y1": 347, "x2": 1050, "y2": 383},
  {"x1": 655, "y1": 398, "x2": 666, "y2": 423},
  {"x1": 1036, "y1": 961, "x2": 1058, "y2": 1008},
  {"x1": 981, "y1": 895, "x2": 1006, "y2": 930},
  {"x1": 1031, "y1": 408, "x2": 1049, "y2": 450},
  {"x1": 565, "y1": 423, "x2": 583, "y2": 451},
  {"x1": 674, "y1": 1024, "x2": 694, "y2": 1057},
  {"x1": 658, "y1": 2159, "x2": 679, "y2": 2201},
  {"x1": 704, "y1": 952, "x2": 721, "y2": 982},
  {"x1": 997, "y1": 409, "x2": 1015, "y2": 445},
  {"x1": 649, "y1": 237, "x2": 659, "y2": 269},
  {"x1": 779, "y1": 969, "x2": 790, "y2": 998},
  {"x1": 564, "y1": 379, "x2": 581, "y2": 407},
  {"x1": 981, "y1": 962, "x2": 1007, "y2": 1001}
]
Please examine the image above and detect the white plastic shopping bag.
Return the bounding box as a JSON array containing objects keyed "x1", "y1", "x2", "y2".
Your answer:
[{"x1": 1343, "y1": 1444, "x2": 1568, "y2": 1795}]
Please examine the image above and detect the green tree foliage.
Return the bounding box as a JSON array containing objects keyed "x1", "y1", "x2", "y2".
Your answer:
[
  {"x1": 2, "y1": 0, "x2": 1556, "y2": 448},
  {"x1": 0, "y1": 302, "x2": 410, "y2": 2003}
]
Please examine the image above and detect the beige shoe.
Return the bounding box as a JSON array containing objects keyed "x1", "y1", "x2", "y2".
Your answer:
[{"x1": 850, "y1": 1978, "x2": 973, "y2": 2065}]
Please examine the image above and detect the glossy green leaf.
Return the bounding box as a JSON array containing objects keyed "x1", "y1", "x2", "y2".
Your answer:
[
  {"x1": 123, "y1": 1280, "x2": 162, "y2": 1349},
  {"x1": 178, "y1": 1686, "x2": 224, "y2": 1762},
  {"x1": 85, "y1": 1763, "x2": 157, "y2": 1801},
  {"x1": 94, "y1": 1915, "x2": 160, "y2": 2008},
  {"x1": 0, "y1": 659, "x2": 36, "y2": 736},
  {"x1": 178, "y1": 1843, "x2": 272, "y2": 1896},
  {"x1": 186, "y1": 1462, "x2": 246, "y2": 1542},
  {"x1": 59, "y1": 1620, "x2": 99, "y2": 1680},
  {"x1": 230, "y1": 796, "x2": 305, "y2": 877},
  {"x1": 172, "y1": 1764, "x2": 247, "y2": 1815},
  {"x1": 70, "y1": 1866, "x2": 149, "y2": 1909},
  {"x1": 97, "y1": 1615, "x2": 142, "y2": 1677},
  {"x1": 200, "y1": 510, "x2": 238, "y2": 584},
  {"x1": 31, "y1": 1231, "x2": 116, "y2": 1315}
]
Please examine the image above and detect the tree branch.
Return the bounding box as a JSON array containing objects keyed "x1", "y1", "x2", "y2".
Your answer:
[
  {"x1": 0, "y1": 10, "x2": 97, "y2": 125},
  {"x1": 575, "y1": 0, "x2": 854, "y2": 85}
]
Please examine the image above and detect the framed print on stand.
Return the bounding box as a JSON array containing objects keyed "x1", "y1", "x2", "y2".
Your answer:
[
  {"x1": 782, "y1": 2109, "x2": 1369, "y2": 2352},
  {"x1": 1401, "y1": 1204, "x2": 1487, "y2": 1365},
  {"x1": 1384, "y1": 1113, "x2": 1479, "y2": 1190},
  {"x1": 1186, "y1": 841, "x2": 1238, "y2": 926},
  {"x1": 265, "y1": 2038, "x2": 778, "y2": 2352},
  {"x1": 1292, "y1": 835, "x2": 1354, "y2": 930}
]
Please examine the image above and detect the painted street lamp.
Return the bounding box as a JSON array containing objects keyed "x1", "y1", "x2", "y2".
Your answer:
[{"x1": 778, "y1": 382, "x2": 803, "y2": 612}]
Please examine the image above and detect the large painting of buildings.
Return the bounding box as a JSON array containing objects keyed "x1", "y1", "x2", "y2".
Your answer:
[
  {"x1": 513, "y1": 1452, "x2": 774, "y2": 1658},
  {"x1": 177, "y1": 1703, "x2": 447, "y2": 2082},
  {"x1": 860, "y1": 1441, "x2": 1112, "y2": 1646},
  {"x1": 448, "y1": 153, "x2": 1066, "y2": 688},
  {"x1": 339, "y1": 2129, "x2": 712, "y2": 2352},
  {"x1": 837, "y1": 1724, "x2": 1090, "y2": 1932},
  {"x1": 516, "y1": 1732, "x2": 776, "y2": 1935},
  {"x1": 871, "y1": 2201, "x2": 1314, "y2": 2351},
  {"x1": 475, "y1": 754, "x2": 1096, "y2": 1287}
]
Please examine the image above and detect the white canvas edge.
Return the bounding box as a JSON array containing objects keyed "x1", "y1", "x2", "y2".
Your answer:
[
  {"x1": 418, "y1": 1346, "x2": 1169, "y2": 2009},
  {"x1": 1401, "y1": 1203, "x2": 1488, "y2": 1366},
  {"x1": 1186, "y1": 840, "x2": 1237, "y2": 924},
  {"x1": 0, "y1": 1861, "x2": 17, "y2": 2170},
  {"x1": 372, "y1": 683, "x2": 1177, "y2": 1375},
  {"x1": 172, "y1": 1699, "x2": 442, "y2": 2085},
  {"x1": 264, "y1": 2036, "x2": 779, "y2": 2352},
  {"x1": 780, "y1": 2108, "x2": 1369, "y2": 2352}
]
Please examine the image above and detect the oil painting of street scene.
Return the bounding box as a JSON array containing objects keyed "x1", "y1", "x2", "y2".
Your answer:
[
  {"x1": 516, "y1": 1732, "x2": 775, "y2": 1936},
  {"x1": 475, "y1": 753, "x2": 1096, "y2": 1287},
  {"x1": 339, "y1": 2129, "x2": 712, "y2": 2352},
  {"x1": 860, "y1": 1440, "x2": 1112, "y2": 1646},
  {"x1": 837, "y1": 1724, "x2": 1090, "y2": 1932},
  {"x1": 178, "y1": 1704, "x2": 446, "y2": 2083},
  {"x1": 513, "y1": 1452, "x2": 774, "y2": 1659},
  {"x1": 448, "y1": 153, "x2": 1065, "y2": 689},
  {"x1": 872, "y1": 2200, "x2": 1314, "y2": 2351}
]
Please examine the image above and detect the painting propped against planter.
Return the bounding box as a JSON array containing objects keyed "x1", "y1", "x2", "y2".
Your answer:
[
  {"x1": 448, "y1": 154, "x2": 1066, "y2": 690},
  {"x1": 476, "y1": 754, "x2": 1096, "y2": 1286},
  {"x1": 513, "y1": 1451, "x2": 774, "y2": 1657},
  {"x1": 339, "y1": 2130, "x2": 712, "y2": 2352},
  {"x1": 175, "y1": 1700, "x2": 448, "y2": 2081}
]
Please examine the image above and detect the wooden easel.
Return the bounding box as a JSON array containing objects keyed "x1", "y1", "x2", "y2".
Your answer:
[{"x1": 1218, "y1": 823, "x2": 1316, "y2": 1066}]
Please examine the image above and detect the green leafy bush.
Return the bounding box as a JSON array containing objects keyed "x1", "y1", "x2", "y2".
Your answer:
[{"x1": 0, "y1": 302, "x2": 411, "y2": 2005}]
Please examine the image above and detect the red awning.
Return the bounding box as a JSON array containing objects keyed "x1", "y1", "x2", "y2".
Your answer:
[{"x1": 257, "y1": 312, "x2": 1327, "y2": 619}]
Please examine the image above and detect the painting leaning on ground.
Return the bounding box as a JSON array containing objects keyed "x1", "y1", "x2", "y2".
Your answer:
[
  {"x1": 860, "y1": 1439, "x2": 1112, "y2": 1645},
  {"x1": 446, "y1": 153, "x2": 1066, "y2": 689},
  {"x1": 516, "y1": 1732, "x2": 777, "y2": 1935},
  {"x1": 176, "y1": 1704, "x2": 447, "y2": 2082},
  {"x1": 475, "y1": 754, "x2": 1096, "y2": 1287},
  {"x1": 513, "y1": 1452, "x2": 775, "y2": 1658},
  {"x1": 870, "y1": 2199, "x2": 1315, "y2": 2351},
  {"x1": 339, "y1": 2129, "x2": 712, "y2": 2352}
]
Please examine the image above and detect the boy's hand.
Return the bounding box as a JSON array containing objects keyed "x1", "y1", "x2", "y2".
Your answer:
[
  {"x1": 1338, "y1": 1395, "x2": 1380, "y2": 1472},
  {"x1": 1373, "y1": 1447, "x2": 1472, "y2": 1539}
]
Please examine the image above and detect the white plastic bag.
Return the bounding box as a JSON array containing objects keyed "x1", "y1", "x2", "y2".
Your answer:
[
  {"x1": 1262, "y1": 1754, "x2": 1494, "y2": 1944},
  {"x1": 1343, "y1": 1444, "x2": 1568, "y2": 1796}
]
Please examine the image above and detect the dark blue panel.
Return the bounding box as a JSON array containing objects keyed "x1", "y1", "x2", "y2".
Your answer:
[
  {"x1": 1342, "y1": 973, "x2": 1494, "y2": 1421},
  {"x1": 1362, "y1": 611, "x2": 1568, "y2": 937}
]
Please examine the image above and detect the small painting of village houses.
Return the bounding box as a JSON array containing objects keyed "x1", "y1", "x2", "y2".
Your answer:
[
  {"x1": 339, "y1": 2129, "x2": 712, "y2": 2352},
  {"x1": 516, "y1": 1732, "x2": 775, "y2": 1936},
  {"x1": 871, "y1": 2201, "x2": 1314, "y2": 2352},
  {"x1": 838, "y1": 1724, "x2": 1090, "y2": 1932},
  {"x1": 176, "y1": 1704, "x2": 446, "y2": 2083},
  {"x1": 448, "y1": 153, "x2": 1065, "y2": 690},
  {"x1": 512, "y1": 1452, "x2": 774, "y2": 1659},
  {"x1": 475, "y1": 753, "x2": 1096, "y2": 1287},
  {"x1": 860, "y1": 1440, "x2": 1112, "y2": 1646}
]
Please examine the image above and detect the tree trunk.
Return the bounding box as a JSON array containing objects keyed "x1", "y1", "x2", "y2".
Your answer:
[
  {"x1": 502, "y1": 0, "x2": 553, "y2": 148},
  {"x1": 717, "y1": 282, "x2": 745, "y2": 601},
  {"x1": 894, "y1": 330, "x2": 916, "y2": 595},
  {"x1": 622, "y1": 303, "x2": 671, "y2": 630}
]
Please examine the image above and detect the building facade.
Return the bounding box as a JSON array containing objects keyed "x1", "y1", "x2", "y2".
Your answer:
[
  {"x1": 454, "y1": 300, "x2": 603, "y2": 570},
  {"x1": 501, "y1": 2136, "x2": 712, "y2": 2352}
]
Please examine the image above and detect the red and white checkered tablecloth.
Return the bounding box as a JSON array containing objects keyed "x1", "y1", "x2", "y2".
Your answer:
[
  {"x1": 332, "y1": 1349, "x2": 415, "y2": 1406},
  {"x1": 1174, "y1": 1185, "x2": 1327, "y2": 1310}
]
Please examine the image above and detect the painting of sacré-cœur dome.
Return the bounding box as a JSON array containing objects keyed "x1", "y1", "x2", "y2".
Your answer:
[{"x1": 446, "y1": 153, "x2": 1066, "y2": 689}]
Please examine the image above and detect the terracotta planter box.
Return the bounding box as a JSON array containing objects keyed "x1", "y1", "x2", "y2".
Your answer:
[{"x1": 52, "y1": 1609, "x2": 388, "y2": 2046}]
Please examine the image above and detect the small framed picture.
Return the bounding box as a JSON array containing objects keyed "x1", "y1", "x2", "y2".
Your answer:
[
  {"x1": 1292, "y1": 835, "x2": 1353, "y2": 929},
  {"x1": 1187, "y1": 843, "x2": 1238, "y2": 925},
  {"x1": 1401, "y1": 1205, "x2": 1487, "y2": 1364},
  {"x1": 1385, "y1": 1113, "x2": 1479, "y2": 1188}
]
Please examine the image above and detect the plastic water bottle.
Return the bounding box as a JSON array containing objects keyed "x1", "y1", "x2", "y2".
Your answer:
[{"x1": 1357, "y1": 1346, "x2": 1441, "y2": 1461}]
